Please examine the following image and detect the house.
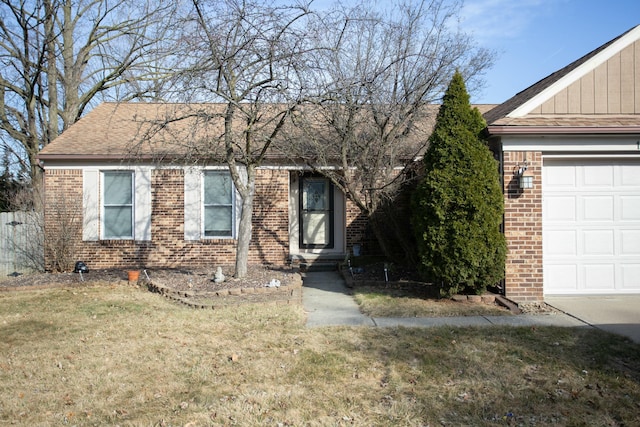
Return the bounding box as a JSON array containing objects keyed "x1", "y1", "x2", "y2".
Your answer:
[
  {"x1": 37, "y1": 102, "x2": 499, "y2": 274},
  {"x1": 36, "y1": 102, "x2": 376, "y2": 271},
  {"x1": 486, "y1": 24, "x2": 640, "y2": 301},
  {"x1": 38, "y1": 24, "x2": 640, "y2": 303}
]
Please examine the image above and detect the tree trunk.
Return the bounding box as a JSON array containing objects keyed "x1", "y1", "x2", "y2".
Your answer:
[
  {"x1": 234, "y1": 185, "x2": 254, "y2": 278},
  {"x1": 44, "y1": 0, "x2": 58, "y2": 142},
  {"x1": 60, "y1": 0, "x2": 79, "y2": 130}
]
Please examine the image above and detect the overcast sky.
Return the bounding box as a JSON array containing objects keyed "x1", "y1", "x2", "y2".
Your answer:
[{"x1": 463, "y1": 0, "x2": 640, "y2": 104}]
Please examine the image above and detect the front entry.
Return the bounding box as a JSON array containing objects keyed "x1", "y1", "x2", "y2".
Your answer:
[{"x1": 300, "y1": 177, "x2": 334, "y2": 249}]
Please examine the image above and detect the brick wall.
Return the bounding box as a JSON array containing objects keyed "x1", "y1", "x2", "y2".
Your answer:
[
  {"x1": 502, "y1": 151, "x2": 544, "y2": 302},
  {"x1": 345, "y1": 198, "x2": 368, "y2": 254},
  {"x1": 43, "y1": 169, "x2": 84, "y2": 271},
  {"x1": 250, "y1": 169, "x2": 289, "y2": 264},
  {"x1": 44, "y1": 167, "x2": 290, "y2": 271}
]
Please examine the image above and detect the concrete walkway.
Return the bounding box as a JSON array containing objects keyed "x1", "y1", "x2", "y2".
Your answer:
[
  {"x1": 302, "y1": 270, "x2": 375, "y2": 327},
  {"x1": 302, "y1": 271, "x2": 588, "y2": 329}
]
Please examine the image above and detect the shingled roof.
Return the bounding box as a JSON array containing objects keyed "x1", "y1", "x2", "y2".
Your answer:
[
  {"x1": 37, "y1": 102, "x2": 497, "y2": 163},
  {"x1": 38, "y1": 103, "x2": 235, "y2": 161}
]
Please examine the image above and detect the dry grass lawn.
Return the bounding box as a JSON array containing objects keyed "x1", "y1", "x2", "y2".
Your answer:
[
  {"x1": 1, "y1": 282, "x2": 639, "y2": 426},
  {"x1": 352, "y1": 284, "x2": 511, "y2": 317}
]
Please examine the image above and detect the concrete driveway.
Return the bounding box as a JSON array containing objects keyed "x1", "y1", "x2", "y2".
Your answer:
[{"x1": 545, "y1": 295, "x2": 640, "y2": 343}]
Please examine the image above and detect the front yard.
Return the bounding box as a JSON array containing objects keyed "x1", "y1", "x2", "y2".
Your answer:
[
  {"x1": 1, "y1": 281, "x2": 639, "y2": 426},
  {"x1": 352, "y1": 282, "x2": 512, "y2": 317}
]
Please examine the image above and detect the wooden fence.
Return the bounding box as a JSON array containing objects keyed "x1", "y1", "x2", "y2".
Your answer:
[{"x1": 0, "y1": 211, "x2": 43, "y2": 277}]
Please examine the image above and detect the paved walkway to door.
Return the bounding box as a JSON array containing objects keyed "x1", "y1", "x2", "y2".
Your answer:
[{"x1": 302, "y1": 271, "x2": 590, "y2": 331}]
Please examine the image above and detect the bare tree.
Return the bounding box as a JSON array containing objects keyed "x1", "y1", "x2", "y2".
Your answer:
[
  {"x1": 286, "y1": 0, "x2": 493, "y2": 262},
  {"x1": 0, "y1": 0, "x2": 177, "y2": 183},
  {"x1": 160, "y1": 0, "x2": 312, "y2": 277}
]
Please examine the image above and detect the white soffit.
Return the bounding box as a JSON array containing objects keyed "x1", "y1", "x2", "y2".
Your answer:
[
  {"x1": 501, "y1": 136, "x2": 640, "y2": 152},
  {"x1": 508, "y1": 25, "x2": 640, "y2": 119}
]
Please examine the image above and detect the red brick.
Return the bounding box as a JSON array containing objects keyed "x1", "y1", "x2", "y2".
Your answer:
[{"x1": 502, "y1": 151, "x2": 543, "y2": 302}]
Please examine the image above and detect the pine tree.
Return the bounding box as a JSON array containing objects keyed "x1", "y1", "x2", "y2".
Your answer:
[
  {"x1": 0, "y1": 152, "x2": 19, "y2": 211},
  {"x1": 411, "y1": 71, "x2": 506, "y2": 296}
]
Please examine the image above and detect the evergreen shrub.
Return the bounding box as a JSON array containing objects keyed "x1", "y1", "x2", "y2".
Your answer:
[{"x1": 411, "y1": 71, "x2": 506, "y2": 296}]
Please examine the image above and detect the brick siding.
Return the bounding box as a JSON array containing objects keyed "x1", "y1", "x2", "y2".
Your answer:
[
  {"x1": 43, "y1": 169, "x2": 84, "y2": 271},
  {"x1": 250, "y1": 169, "x2": 290, "y2": 264},
  {"x1": 502, "y1": 151, "x2": 544, "y2": 302},
  {"x1": 44, "y1": 167, "x2": 291, "y2": 270},
  {"x1": 345, "y1": 199, "x2": 368, "y2": 254}
]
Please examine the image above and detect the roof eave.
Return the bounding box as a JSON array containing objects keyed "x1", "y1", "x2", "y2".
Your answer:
[
  {"x1": 487, "y1": 126, "x2": 640, "y2": 136},
  {"x1": 37, "y1": 153, "x2": 161, "y2": 162}
]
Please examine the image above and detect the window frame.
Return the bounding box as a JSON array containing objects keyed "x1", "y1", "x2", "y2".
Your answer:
[
  {"x1": 101, "y1": 170, "x2": 135, "y2": 240},
  {"x1": 202, "y1": 170, "x2": 235, "y2": 239}
]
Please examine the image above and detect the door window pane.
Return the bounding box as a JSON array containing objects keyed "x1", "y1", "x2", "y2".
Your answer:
[
  {"x1": 303, "y1": 181, "x2": 327, "y2": 210},
  {"x1": 302, "y1": 212, "x2": 329, "y2": 245}
]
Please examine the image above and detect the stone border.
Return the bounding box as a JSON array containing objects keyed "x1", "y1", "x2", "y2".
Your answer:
[
  {"x1": 341, "y1": 267, "x2": 518, "y2": 312},
  {"x1": 145, "y1": 273, "x2": 304, "y2": 309}
]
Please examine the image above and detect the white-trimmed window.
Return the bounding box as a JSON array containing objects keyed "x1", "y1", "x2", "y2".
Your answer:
[
  {"x1": 102, "y1": 171, "x2": 134, "y2": 239},
  {"x1": 203, "y1": 171, "x2": 234, "y2": 237},
  {"x1": 83, "y1": 168, "x2": 151, "y2": 242}
]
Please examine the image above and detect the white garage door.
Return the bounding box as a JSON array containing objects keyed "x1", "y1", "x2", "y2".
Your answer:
[{"x1": 543, "y1": 158, "x2": 640, "y2": 295}]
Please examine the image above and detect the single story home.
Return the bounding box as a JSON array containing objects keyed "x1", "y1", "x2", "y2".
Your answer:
[
  {"x1": 38, "y1": 24, "x2": 640, "y2": 302},
  {"x1": 36, "y1": 102, "x2": 375, "y2": 271}
]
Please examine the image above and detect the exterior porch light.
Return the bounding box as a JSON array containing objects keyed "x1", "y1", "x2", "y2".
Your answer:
[{"x1": 516, "y1": 162, "x2": 533, "y2": 189}]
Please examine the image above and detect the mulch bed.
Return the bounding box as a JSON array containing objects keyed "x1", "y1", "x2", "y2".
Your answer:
[
  {"x1": 0, "y1": 265, "x2": 297, "y2": 292},
  {"x1": 344, "y1": 262, "x2": 558, "y2": 314},
  {"x1": 0, "y1": 266, "x2": 303, "y2": 309},
  {"x1": 1, "y1": 264, "x2": 557, "y2": 314}
]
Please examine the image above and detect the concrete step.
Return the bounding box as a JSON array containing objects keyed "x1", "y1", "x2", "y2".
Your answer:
[
  {"x1": 290, "y1": 254, "x2": 345, "y2": 273},
  {"x1": 299, "y1": 261, "x2": 339, "y2": 272}
]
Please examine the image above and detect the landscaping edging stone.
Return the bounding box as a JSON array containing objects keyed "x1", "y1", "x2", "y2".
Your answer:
[{"x1": 145, "y1": 273, "x2": 304, "y2": 309}]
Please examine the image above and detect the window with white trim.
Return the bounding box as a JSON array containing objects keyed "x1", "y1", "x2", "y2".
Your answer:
[
  {"x1": 102, "y1": 171, "x2": 134, "y2": 239},
  {"x1": 203, "y1": 171, "x2": 234, "y2": 237}
]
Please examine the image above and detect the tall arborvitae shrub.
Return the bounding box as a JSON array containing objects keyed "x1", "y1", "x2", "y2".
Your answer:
[{"x1": 411, "y1": 71, "x2": 506, "y2": 296}]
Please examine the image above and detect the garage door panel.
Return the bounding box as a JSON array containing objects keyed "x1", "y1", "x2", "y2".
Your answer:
[
  {"x1": 620, "y1": 196, "x2": 640, "y2": 220},
  {"x1": 582, "y1": 164, "x2": 614, "y2": 187},
  {"x1": 544, "y1": 196, "x2": 576, "y2": 221},
  {"x1": 545, "y1": 264, "x2": 578, "y2": 292},
  {"x1": 583, "y1": 230, "x2": 614, "y2": 255},
  {"x1": 582, "y1": 196, "x2": 614, "y2": 221},
  {"x1": 584, "y1": 264, "x2": 615, "y2": 290},
  {"x1": 545, "y1": 166, "x2": 576, "y2": 188},
  {"x1": 545, "y1": 230, "x2": 577, "y2": 255},
  {"x1": 621, "y1": 264, "x2": 640, "y2": 290},
  {"x1": 620, "y1": 165, "x2": 640, "y2": 186},
  {"x1": 621, "y1": 230, "x2": 640, "y2": 255},
  {"x1": 543, "y1": 159, "x2": 640, "y2": 295}
]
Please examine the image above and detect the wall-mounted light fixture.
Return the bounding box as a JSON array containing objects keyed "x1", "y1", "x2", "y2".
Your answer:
[{"x1": 515, "y1": 161, "x2": 533, "y2": 189}]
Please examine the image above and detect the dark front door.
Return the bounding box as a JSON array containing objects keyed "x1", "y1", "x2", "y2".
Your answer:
[{"x1": 300, "y1": 177, "x2": 334, "y2": 249}]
